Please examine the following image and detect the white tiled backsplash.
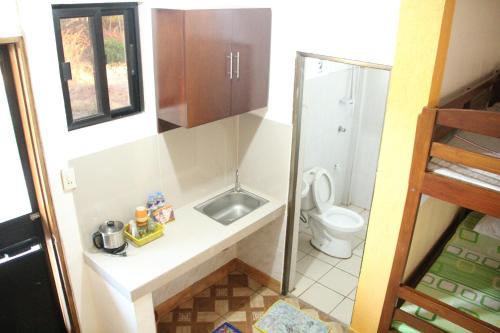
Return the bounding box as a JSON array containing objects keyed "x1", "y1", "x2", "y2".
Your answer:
[
  {"x1": 71, "y1": 112, "x2": 292, "y2": 287},
  {"x1": 237, "y1": 112, "x2": 292, "y2": 282},
  {"x1": 238, "y1": 112, "x2": 292, "y2": 202},
  {"x1": 70, "y1": 117, "x2": 237, "y2": 251}
]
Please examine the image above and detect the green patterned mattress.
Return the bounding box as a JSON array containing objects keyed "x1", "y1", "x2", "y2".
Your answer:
[{"x1": 393, "y1": 212, "x2": 500, "y2": 333}]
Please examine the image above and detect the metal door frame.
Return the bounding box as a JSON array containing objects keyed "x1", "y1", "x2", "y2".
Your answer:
[{"x1": 282, "y1": 52, "x2": 391, "y2": 295}]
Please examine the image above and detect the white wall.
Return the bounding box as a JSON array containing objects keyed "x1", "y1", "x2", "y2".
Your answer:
[
  {"x1": 0, "y1": 0, "x2": 21, "y2": 38},
  {"x1": 301, "y1": 61, "x2": 355, "y2": 205},
  {"x1": 264, "y1": 0, "x2": 400, "y2": 125},
  {"x1": 9, "y1": 0, "x2": 401, "y2": 331},
  {"x1": 349, "y1": 68, "x2": 390, "y2": 209},
  {"x1": 440, "y1": 0, "x2": 500, "y2": 101}
]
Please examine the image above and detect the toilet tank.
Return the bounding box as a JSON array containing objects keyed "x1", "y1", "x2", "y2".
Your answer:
[{"x1": 301, "y1": 169, "x2": 317, "y2": 211}]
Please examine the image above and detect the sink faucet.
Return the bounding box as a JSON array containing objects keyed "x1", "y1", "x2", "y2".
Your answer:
[{"x1": 234, "y1": 169, "x2": 241, "y2": 192}]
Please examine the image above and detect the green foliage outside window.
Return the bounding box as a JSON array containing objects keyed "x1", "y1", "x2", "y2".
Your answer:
[{"x1": 105, "y1": 38, "x2": 126, "y2": 63}]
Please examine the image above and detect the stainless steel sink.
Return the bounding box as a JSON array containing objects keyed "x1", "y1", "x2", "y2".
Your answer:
[{"x1": 194, "y1": 189, "x2": 268, "y2": 225}]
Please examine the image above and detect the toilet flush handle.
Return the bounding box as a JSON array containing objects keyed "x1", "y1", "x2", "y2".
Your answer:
[{"x1": 338, "y1": 126, "x2": 347, "y2": 133}]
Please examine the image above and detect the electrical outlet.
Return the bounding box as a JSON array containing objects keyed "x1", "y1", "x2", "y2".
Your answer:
[{"x1": 61, "y1": 168, "x2": 77, "y2": 191}]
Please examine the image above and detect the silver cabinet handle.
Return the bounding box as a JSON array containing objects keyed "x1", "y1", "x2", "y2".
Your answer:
[
  {"x1": 227, "y1": 52, "x2": 233, "y2": 79},
  {"x1": 235, "y1": 52, "x2": 240, "y2": 79}
]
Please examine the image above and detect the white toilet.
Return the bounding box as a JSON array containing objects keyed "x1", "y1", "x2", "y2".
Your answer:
[{"x1": 301, "y1": 167, "x2": 365, "y2": 258}]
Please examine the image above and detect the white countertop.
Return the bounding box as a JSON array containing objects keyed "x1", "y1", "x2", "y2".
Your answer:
[{"x1": 84, "y1": 185, "x2": 286, "y2": 301}]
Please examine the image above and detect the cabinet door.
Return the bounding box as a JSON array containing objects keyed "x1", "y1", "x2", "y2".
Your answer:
[
  {"x1": 230, "y1": 9, "x2": 272, "y2": 115},
  {"x1": 154, "y1": 10, "x2": 187, "y2": 128},
  {"x1": 184, "y1": 10, "x2": 233, "y2": 127}
]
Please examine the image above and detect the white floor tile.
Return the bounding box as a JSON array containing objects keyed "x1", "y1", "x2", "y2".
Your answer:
[
  {"x1": 309, "y1": 248, "x2": 342, "y2": 266},
  {"x1": 299, "y1": 221, "x2": 313, "y2": 235},
  {"x1": 354, "y1": 227, "x2": 367, "y2": 240},
  {"x1": 347, "y1": 288, "x2": 357, "y2": 300},
  {"x1": 336, "y1": 255, "x2": 362, "y2": 277},
  {"x1": 361, "y1": 210, "x2": 370, "y2": 222},
  {"x1": 296, "y1": 250, "x2": 308, "y2": 262},
  {"x1": 318, "y1": 267, "x2": 358, "y2": 296},
  {"x1": 351, "y1": 236, "x2": 364, "y2": 248},
  {"x1": 299, "y1": 283, "x2": 344, "y2": 314},
  {"x1": 296, "y1": 255, "x2": 332, "y2": 280},
  {"x1": 291, "y1": 272, "x2": 315, "y2": 297},
  {"x1": 330, "y1": 298, "x2": 354, "y2": 325},
  {"x1": 354, "y1": 210, "x2": 369, "y2": 239},
  {"x1": 347, "y1": 205, "x2": 364, "y2": 214},
  {"x1": 298, "y1": 232, "x2": 314, "y2": 254},
  {"x1": 353, "y1": 242, "x2": 365, "y2": 257}
]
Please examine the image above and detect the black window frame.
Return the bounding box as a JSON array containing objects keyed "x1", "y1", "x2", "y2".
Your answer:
[{"x1": 53, "y1": 2, "x2": 143, "y2": 131}]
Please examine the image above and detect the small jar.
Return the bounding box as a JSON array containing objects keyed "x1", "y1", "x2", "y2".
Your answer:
[
  {"x1": 135, "y1": 206, "x2": 148, "y2": 237},
  {"x1": 147, "y1": 218, "x2": 156, "y2": 233}
]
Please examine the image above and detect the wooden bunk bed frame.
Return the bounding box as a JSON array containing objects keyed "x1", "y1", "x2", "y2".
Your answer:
[{"x1": 378, "y1": 73, "x2": 500, "y2": 333}]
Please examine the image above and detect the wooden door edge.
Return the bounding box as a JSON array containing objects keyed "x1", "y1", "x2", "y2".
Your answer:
[{"x1": 2, "y1": 37, "x2": 81, "y2": 333}]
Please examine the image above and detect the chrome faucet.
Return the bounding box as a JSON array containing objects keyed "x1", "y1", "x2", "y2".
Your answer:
[{"x1": 234, "y1": 169, "x2": 241, "y2": 192}]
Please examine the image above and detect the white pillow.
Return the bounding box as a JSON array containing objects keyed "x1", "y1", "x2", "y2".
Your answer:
[{"x1": 473, "y1": 214, "x2": 500, "y2": 240}]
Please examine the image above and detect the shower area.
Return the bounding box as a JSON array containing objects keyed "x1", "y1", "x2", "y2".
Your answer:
[{"x1": 300, "y1": 58, "x2": 389, "y2": 211}]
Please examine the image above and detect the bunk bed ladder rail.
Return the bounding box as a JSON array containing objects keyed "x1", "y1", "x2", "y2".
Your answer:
[
  {"x1": 378, "y1": 107, "x2": 500, "y2": 333},
  {"x1": 378, "y1": 108, "x2": 439, "y2": 333},
  {"x1": 398, "y1": 286, "x2": 500, "y2": 333}
]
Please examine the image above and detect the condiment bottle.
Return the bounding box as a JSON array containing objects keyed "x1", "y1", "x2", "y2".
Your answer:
[{"x1": 135, "y1": 206, "x2": 148, "y2": 237}]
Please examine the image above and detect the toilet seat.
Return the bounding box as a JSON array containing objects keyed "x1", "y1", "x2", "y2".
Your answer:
[
  {"x1": 305, "y1": 166, "x2": 366, "y2": 258},
  {"x1": 310, "y1": 206, "x2": 364, "y2": 233},
  {"x1": 312, "y1": 168, "x2": 335, "y2": 213}
]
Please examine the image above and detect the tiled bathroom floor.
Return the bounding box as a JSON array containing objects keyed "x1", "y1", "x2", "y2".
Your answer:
[
  {"x1": 158, "y1": 270, "x2": 349, "y2": 333},
  {"x1": 293, "y1": 205, "x2": 369, "y2": 326}
]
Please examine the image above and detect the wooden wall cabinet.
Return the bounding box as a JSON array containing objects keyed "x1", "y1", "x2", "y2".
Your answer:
[{"x1": 153, "y1": 9, "x2": 271, "y2": 131}]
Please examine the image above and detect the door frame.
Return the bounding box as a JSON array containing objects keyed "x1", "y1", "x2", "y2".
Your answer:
[
  {"x1": 281, "y1": 51, "x2": 391, "y2": 294},
  {"x1": 0, "y1": 37, "x2": 80, "y2": 332}
]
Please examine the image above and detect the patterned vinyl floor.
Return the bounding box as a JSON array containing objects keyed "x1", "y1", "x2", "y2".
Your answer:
[{"x1": 158, "y1": 270, "x2": 349, "y2": 333}]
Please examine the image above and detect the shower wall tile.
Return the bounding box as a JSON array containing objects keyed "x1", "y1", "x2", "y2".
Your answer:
[
  {"x1": 349, "y1": 69, "x2": 390, "y2": 209},
  {"x1": 300, "y1": 66, "x2": 353, "y2": 205},
  {"x1": 299, "y1": 64, "x2": 389, "y2": 210}
]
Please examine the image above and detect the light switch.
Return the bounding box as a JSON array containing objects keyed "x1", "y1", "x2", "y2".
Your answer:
[{"x1": 61, "y1": 168, "x2": 77, "y2": 191}]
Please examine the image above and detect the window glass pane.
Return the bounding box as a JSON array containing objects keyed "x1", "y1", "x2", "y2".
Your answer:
[
  {"x1": 60, "y1": 17, "x2": 100, "y2": 120},
  {"x1": 0, "y1": 70, "x2": 31, "y2": 223},
  {"x1": 102, "y1": 15, "x2": 131, "y2": 110}
]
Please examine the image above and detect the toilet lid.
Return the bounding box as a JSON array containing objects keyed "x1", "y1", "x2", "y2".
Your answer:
[{"x1": 312, "y1": 168, "x2": 335, "y2": 214}]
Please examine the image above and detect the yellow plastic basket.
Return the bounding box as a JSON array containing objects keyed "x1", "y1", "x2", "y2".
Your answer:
[{"x1": 124, "y1": 223, "x2": 164, "y2": 247}]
